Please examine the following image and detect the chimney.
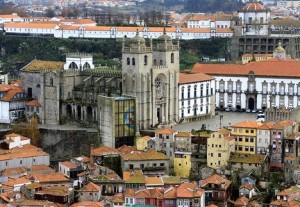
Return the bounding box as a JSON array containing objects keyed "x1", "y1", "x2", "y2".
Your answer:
[{"x1": 90, "y1": 144, "x2": 94, "y2": 167}]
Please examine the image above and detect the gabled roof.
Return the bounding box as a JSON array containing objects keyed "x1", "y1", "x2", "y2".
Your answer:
[
  {"x1": 175, "y1": 132, "x2": 192, "y2": 138},
  {"x1": 200, "y1": 174, "x2": 231, "y2": 190},
  {"x1": 239, "y1": 183, "x2": 254, "y2": 191},
  {"x1": 59, "y1": 161, "x2": 77, "y2": 169},
  {"x1": 164, "y1": 187, "x2": 177, "y2": 199},
  {"x1": 77, "y1": 182, "x2": 101, "y2": 192},
  {"x1": 232, "y1": 120, "x2": 262, "y2": 128},
  {"x1": 234, "y1": 195, "x2": 249, "y2": 206},
  {"x1": 117, "y1": 145, "x2": 137, "y2": 154},
  {"x1": 112, "y1": 193, "x2": 124, "y2": 203},
  {"x1": 91, "y1": 145, "x2": 120, "y2": 157},
  {"x1": 155, "y1": 128, "x2": 177, "y2": 135},
  {"x1": 177, "y1": 182, "x2": 203, "y2": 198},
  {"x1": 145, "y1": 177, "x2": 163, "y2": 186},
  {"x1": 27, "y1": 172, "x2": 71, "y2": 183},
  {"x1": 277, "y1": 186, "x2": 300, "y2": 196},
  {"x1": 179, "y1": 72, "x2": 214, "y2": 84}
]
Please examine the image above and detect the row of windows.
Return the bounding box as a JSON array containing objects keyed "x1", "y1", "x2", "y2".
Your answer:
[
  {"x1": 209, "y1": 152, "x2": 222, "y2": 157},
  {"x1": 181, "y1": 84, "x2": 212, "y2": 99},
  {"x1": 126, "y1": 53, "x2": 175, "y2": 66},
  {"x1": 235, "y1": 145, "x2": 255, "y2": 152},
  {"x1": 181, "y1": 97, "x2": 210, "y2": 106},
  {"x1": 235, "y1": 136, "x2": 255, "y2": 143},
  {"x1": 233, "y1": 128, "x2": 255, "y2": 134}
]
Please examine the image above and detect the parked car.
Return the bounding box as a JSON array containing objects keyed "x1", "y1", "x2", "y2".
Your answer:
[
  {"x1": 246, "y1": 109, "x2": 251, "y2": 113},
  {"x1": 251, "y1": 109, "x2": 257, "y2": 113}
]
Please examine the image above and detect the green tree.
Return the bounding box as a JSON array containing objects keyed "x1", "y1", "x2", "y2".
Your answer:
[{"x1": 28, "y1": 116, "x2": 41, "y2": 147}]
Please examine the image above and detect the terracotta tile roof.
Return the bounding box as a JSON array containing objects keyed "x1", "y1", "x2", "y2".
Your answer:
[
  {"x1": 26, "y1": 99, "x2": 42, "y2": 107},
  {"x1": 232, "y1": 120, "x2": 262, "y2": 128},
  {"x1": 112, "y1": 193, "x2": 124, "y2": 203},
  {"x1": 177, "y1": 182, "x2": 203, "y2": 198},
  {"x1": 216, "y1": 28, "x2": 233, "y2": 33},
  {"x1": 234, "y1": 195, "x2": 249, "y2": 206},
  {"x1": 0, "y1": 145, "x2": 48, "y2": 161},
  {"x1": 228, "y1": 154, "x2": 267, "y2": 164},
  {"x1": 2, "y1": 177, "x2": 31, "y2": 187},
  {"x1": 5, "y1": 22, "x2": 57, "y2": 29},
  {"x1": 91, "y1": 145, "x2": 120, "y2": 156},
  {"x1": 77, "y1": 182, "x2": 100, "y2": 192},
  {"x1": 60, "y1": 161, "x2": 77, "y2": 169},
  {"x1": 187, "y1": 14, "x2": 213, "y2": 21},
  {"x1": 117, "y1": 145, "x2": 137, "y2": 154},
  {"x1": 123, "y1": 169, "x2": 145, "y2": 184},
  {"x1": 181, "y1": 27, "x2": 211, "y2": 33},
  {"x1": 71, "y1": 201, "x2": 104, "y2": 207},
  {"x1": 125, "y1": 188, "x2": 135, "y2": 197},
  {"x1": 218, "y1": 128, "x2": 230, "y2": 135},
  {"x1": 269, "y1": 200, "x2": 300, "y2": 207},
  {"x1": 30, "y1": 164, "x2": 55, "y2": 173},
  {"x1": 141, "y1": 136, "x2": 152, "y2": 141},
  {"x1": 121, "y1": 149, "x2": 169, "y2": 161},
  {"x1": 21, "y1": 59, "x2": 64, "y2": 72},
  {"x1": 164, "y1": 187, "x2": 177, "y2": 199},
  {"x1": 175, "y1": 132, "x2": 192, "y2": 138},
  {"x1": 191, "y1": 58, "x2": 300, "y2": 78},
  {"x1": 279, "y1": 120, "x2": 294, "y2": 127},
  {"x1": 0, "y1": 14, "x2": 21, "y2": 19},
  {"x1": 286, "y1": 132, "x2": 300, "y2": 140},
  {"x1": 2, "y1": 88, "x2": 23, "y2": 101},
  {"x1": 145, "y1": 177, "x2": 163, "y2": 186},
  {"x1": 36, "y1": 186, "x2": 71, "y2": 196},
  {"x1": 239, "y1": 183, "x2": 254, "y2": 190},
  {"x1": 27, "y1": 172, "x2": 71, "y2": 183},
  {"x1": 60, "y1": 18, "x2": 96, "y2": 24},
  {"x1": 241, "y1": 2, "x2": 265, "y2": 12},
  {"x1": 208, "y1": 205, "x2": 219, "y2": 207},
  {"x1": 155, "y1": 128, "x2": 177, "y2": 135},
  {"x1": 277, "y1": 186, "x2": 300, "y2": 196},
  {"x1": 179, "y1": 72, "x2": 214, "y2": 84},
  {"x1": 1, "y1": 166, "x2": 26, "y2": 176},
  {"x1": 200, "y1": 174, "x2": 231, "y2": 190},
  {"x1": 10, "y1": 199, "x2": 60, "y2": 207}
]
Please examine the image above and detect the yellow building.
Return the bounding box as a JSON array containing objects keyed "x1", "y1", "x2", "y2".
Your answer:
[
  {"x1": 241, "y1": 54, "x2": 272, "y2": 64},
  {"x1": 136, "y1": 136, "x2": 152, "y2": 151},
  {"x1": 174, "y1": 152, "x2": 192, "y2": 178},
  {"x1": 231, "y1": 121, "x2": 262, "y2": 154},
  {"x1": 207, "y1": 129, "x2": 235, "y2": 169}
]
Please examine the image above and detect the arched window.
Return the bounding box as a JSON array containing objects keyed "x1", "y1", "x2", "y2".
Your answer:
[
  {"x1": 144, "y1": 55, "x2": 148, "y2": 65},
  {"x1": 127, "y1": 58, "x2": 130, "y2": 65},
  {"x1": 50, "y1": 77, "x2": 53, "y2": 87},
  {"x1": 171, "y1": 53, "x2": 174, "y2": 63},
  {"x1": 132, "y1": 58, "x2": 135, "y2": 66},
  {"x1": 83, "y1": 62, "x2": 91, "y2": 69},
  {"x1": 36, "y1": 84, "x2": 40, "y2": 88},
  {"x1": 160, "y1": 60, "x2": 163, "y2": 65},
  {"x1": 154, "y1": 59, "x2": 157, "y2": 65},
  {"x1": 69, "y1": 62, "x2": 78, "y2": 69}
]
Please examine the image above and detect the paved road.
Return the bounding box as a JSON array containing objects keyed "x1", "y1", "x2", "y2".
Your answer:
[{"x1": 173, "y1": 112, "x2": 257, "y2": 132}]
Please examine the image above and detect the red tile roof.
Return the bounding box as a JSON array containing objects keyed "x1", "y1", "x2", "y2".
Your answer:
[
  {"x1": 155, "y1": 128, "x2": 177, "y2": 135},
  {"x1": 71, "y1": 201, "x2": 104, "y2": 207},
  {"x1": 60, "y1": 161, "x2": 77, "y2": 169},
  {"x1": 177, "y1": 182, "x2": 203, "y2": 198},
  {"x1": 191, "y1": 58, "x2": 300, "y2": 78},
  {"x1": 121, "y1": 149, "x2": 169, "y2": 161},
  {"x1": 200, "y1": 174, "x2": 231, "y2": 190},
  {"x1": 91, "y1": 145, "x2": 120, "y2": 156},
  {"x1": 179, "y1": 72, "x2": 214, "y2": 84},
  {"x1": 77, "y1": 182, "x2": 101, "y2": 192},
  {"x1": 234, "y1": 195, "x2": 249, "y2": 206},
  {"x1": 26, "y1": 99, "x2": 42, "y2": 107}
]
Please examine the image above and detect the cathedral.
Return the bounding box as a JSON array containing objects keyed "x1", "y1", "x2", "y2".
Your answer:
[{"x1": 20, "y1": 31, "x2": 180, "y2": 147}]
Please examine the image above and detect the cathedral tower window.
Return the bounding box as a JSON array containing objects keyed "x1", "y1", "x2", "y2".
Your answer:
[
  {"x1": 127, "y1": 58, "x2": 130, "y2": 65},
  {"x1": 132, "y1": 58, "x2": 135, "y2": 66},
  {"x1": 154, "y1": 59, "x2": 157, "y2": 65},
  {"x1": 144, "y1": 55, "x2": 148, "y2": 65},
  {"x1": 50, "y1": 77, "x2": 53, "y2": 87},
  {"x1": 171, "y1": 53, "x2": 174, "y2": 63},
  {"x1": 160, "y1": 60, "x2": 163, "y2": 65}
]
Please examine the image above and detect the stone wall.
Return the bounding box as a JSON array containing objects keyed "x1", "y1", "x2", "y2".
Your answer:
[{"x1": 39, "y1": 128, "x2": 99, "y2": 163}]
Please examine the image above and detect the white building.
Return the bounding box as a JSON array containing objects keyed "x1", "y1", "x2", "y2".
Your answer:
[
  {"x1": 0, "y1": 81, "x2": 28, "y2": 123},
  {"x1": 179, "y1": 73, "x2": 215, "y2": 122},
  {"x1": 191, "y1": 44, "x2": 300, "y2": 111},
  {"x1": 0, "y1": 13, "x2": 23, "y2": 24},
  {"x1": 0, "y1": 133, "x2": 50, "y2": 171},
  {"x1": 257, "y1": 123, "x2": 271, "y2": 154},
  {"x1": 238, "y1": 2, "x2": 270, "y2": 35}
]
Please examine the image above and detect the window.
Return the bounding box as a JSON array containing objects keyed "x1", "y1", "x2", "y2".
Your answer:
[
  {"x1": 194, "y1": 85, "x2": 197, "y2": 97},
  {"x1": 239, "y1": 137, "x2": 242, "y2": 142},
  {"x1": 250, "y1": 147, "x2": 254, "y2": 152},
  {"x1": 246, "y1": 130, "x2": 249, "y2": 133},
  {"x1": 211, "y1": 153, "x2": 214, "y2": 157},
  {"x1": 129, "y1": 164, "x2": 133, "y2": 169},
  {"x1": 218, "y1": 153, "x2": 221, "y2": 157},
  {"x1": 250, "y1": 130, "x2": 254, "y2": 133},
  {"x1": 250, "y1": 138, "x2": 254, "y2": 142},
  {"x1": 239, "y1": 146, "x2": 242, "y2": 151},
  {"x1": 245, "y1": 146, "x2": 249, "y2": 151},
  {"x1": 160, "y1": 163, "x2": 164, "y2": 166},
  {"x1": 132, "y1": 58, "x2": 135, "y2": 66},
  {"x1": 245, "y1": 137, "x2": 249, "y2": 142},
  {"x1": 20, "y1": 160, "x2": 23, "y2": 164},
  {"x1": 171, "y1": 53, "x2": 174, "y2": 63},
  {"x1": 50, "y1": 77, "x2": 53, "y2": 87},
  {"x1": 200, "y1": 84, "x2": 203, "y2": 96},
  {"x1": 127, "y1": 58, "x2": 130, "y2": 65},
  {"x1": 144, "y1": 55, "x2": 148, "y2": 65}
]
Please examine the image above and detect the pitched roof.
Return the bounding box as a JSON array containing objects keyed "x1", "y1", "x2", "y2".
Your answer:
[
  {"x1": 175, "y1": 132, "x2": 192, "y2": 138},
  {"x1": 277, "y1": 186, "x2": 300, "y2": 196},
  {"x1": 5, "y1": 22, "x2": 57, "y2": 29},
  {"x1": 26, "y1": 99, "x2": 42, "y2": 107},
  {"x1": 231, "y1": 120, "x2": 263, "y2": 128},
  {"x1": 155, "y1": 128, "x2": 177, "y2": 135},
  {"x1": 112, "y1": 193, "x2": 124, "y2": 203},
  {"x1": 117, "y1": 145, "x2": 137, "y2": 154},
  {"x1": 71, "y1": 201, "x2": 104, "y2": 207},
  {"x1": 123, "y1": 169, "x2": 145, "y2": 184},
  {"x1": 91, "y1": 145, "x2": 120, "y2": 156},
  {"x1": 234, "y1": 196, "x2": 249, "y2": 206},
  {"x1": 164, "y1": 187, "x2": 177, "y2": 199},
  {"x1": 77, "y1": 182, "x2": 101, "y2": 192},
  {"x1": 145, "y1": 177, "x2": 163, "y2": 186},
  {"x1": 179, "y1": 72, "x2": 215, "y2": 84},
  {"x1": 121, "y1": 149, "x2": 169, "y2": 161},
  {"x1": 162, "y1": 176, "x2": 181, "y2": 185},
  {"x1": 59, "y1": 161, "x2": 77, "y2": 169},
  {"x1": 0, "y1": 145, "x2": 48, "y2": 161},
  {"x1": 239, "y1": 183, "x2": 254, "y2": 190},
  {"x1": 27, "y1": 172, "x2": 71, "y2": 183},
  {"x1": 177, "y1": 182, "x2": 203, "y2": 198},
  {"x1": 200, "y1": 174, "x2": 231, "y2": 190},
  {"x1": 191, "y1": 58, "x2": 300, "y2": 78},
  {"x1": 21, "y1": 59, "x2": 64, "y2": 72}
]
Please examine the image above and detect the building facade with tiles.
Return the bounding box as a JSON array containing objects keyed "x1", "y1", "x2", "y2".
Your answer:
[{"x1": 192, "y1": 44, "x2": 300, "y2": 111}]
